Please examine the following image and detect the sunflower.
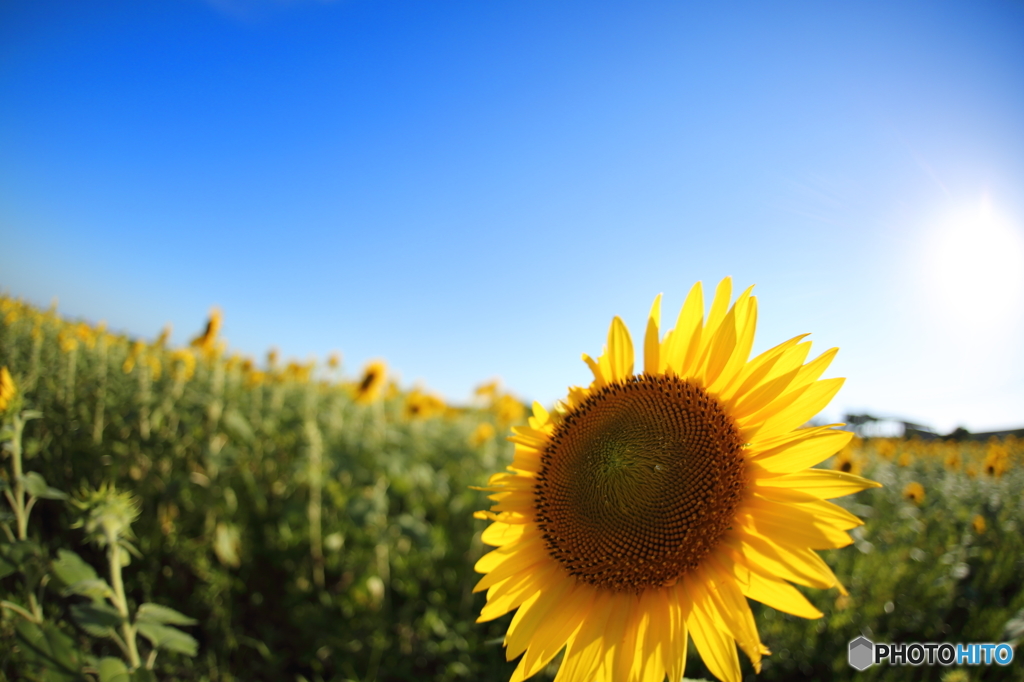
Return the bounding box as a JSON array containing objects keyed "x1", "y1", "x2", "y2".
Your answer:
[
  {"x1": 0, "y1": 366, "x2": 16, "y2": 414},
  {"x1": 903, "y1": 481, "x2": 925, "y2": 505},
  {"x1": 473, "y1": 278, "x2": 880, "y2": 682},
  {"x1": 354, "y1": 360, "x2": 387, "y2": 404}
]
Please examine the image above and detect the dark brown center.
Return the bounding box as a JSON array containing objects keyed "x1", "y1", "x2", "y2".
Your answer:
[{"x1": 534, "y1": 374, "x2": 747, "y2": 592}]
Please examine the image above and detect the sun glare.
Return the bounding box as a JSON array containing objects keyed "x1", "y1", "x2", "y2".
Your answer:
[{"x1": 923, "y1": 197, "x2": 1024, "y2": 337}]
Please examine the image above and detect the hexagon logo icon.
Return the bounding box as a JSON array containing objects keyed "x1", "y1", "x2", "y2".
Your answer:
[{"x1": 848, "y1": 636, "x2": 874, "y2": 671}]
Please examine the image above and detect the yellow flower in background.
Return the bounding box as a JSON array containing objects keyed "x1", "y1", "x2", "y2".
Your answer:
[
  {"x1": 0, "y1": 367, "x2": 16, "y2": 413},
  {"x1": 58, "y1": 329, "x2": 79, "y2": 353},
  {"x1": 474, "y1": 279, "x2": 879, "y2": 682},
  {"x1": 475, "y1": 379, "x2": 501, "y2": 400},
  {"x1": 469, "y1": 422, "x2": 497, "y2": 447},
  {"x1": 972, "y1": 514, "x2": 986, "y2": 534},
  {"x1": 897, "y1": 450, "x2": 913, "y2": 467},
  {"x1": 944, "y1": 448, "x2": 962, "y2": 472},
  {"x1": 327, "y1": 352, "x2": 342, "y2": 370},
  {"x1": 983, "y1": 441, "x2": 1009, "y2": 478},
  {"x1": 169, "y1": 349, "x2": 197, "y2": 382},
  {"x1": 190, "y1": 306, "x2": 223, "y2": 358},
  {"x1": 155, "y1": 323, "x2": 172, "y2": 348},
  {"x1": 122, "y1": 340, "x2": 146, "y2": 374},
  {"x1": 833, "y1": 448, "x2": 861, "y2": 475},
  {"x1": 404, "y1": 388, "x2": 446, "y2": 420},
  {"x1": 903, "y1": 481, "x2": 925, "y2": 505},
  {"x1": 875, "y1": 438, "x2": 896, "y2": 460},
  {"x1": 493, "y1": 394, "x2": 527, "y2": 428},
  {"x1": 354, "y1": 360, "x2": 387, "y2": 404}
]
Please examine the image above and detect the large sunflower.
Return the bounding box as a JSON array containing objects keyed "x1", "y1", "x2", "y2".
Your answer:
[{"x1": 473, "y1": 278, "x2": 880, "y2": 682}]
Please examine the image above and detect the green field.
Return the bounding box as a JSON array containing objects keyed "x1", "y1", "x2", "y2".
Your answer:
[{"x1": 1, "y1": 295, "x2": 1022, "y2": 682}]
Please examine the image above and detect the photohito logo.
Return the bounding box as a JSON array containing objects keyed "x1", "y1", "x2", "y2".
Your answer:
[{"x1": 848, "y1": 636, "x2": 1015, "y2": 670}]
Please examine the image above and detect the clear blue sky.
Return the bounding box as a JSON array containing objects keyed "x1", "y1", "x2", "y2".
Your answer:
[{"x1": 2, "y1": 0, "x2": 1023, "y2": 434}]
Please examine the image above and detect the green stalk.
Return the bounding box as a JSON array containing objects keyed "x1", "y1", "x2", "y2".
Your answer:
[
  {"x1": 107, "y1": 535, "x2": 141, "y2": 669},
  {"x1": 9, "y1": 414, "x2": 27, "y2": 541},
  {"x1": 92, "y1": 334, "x2": 108, "y2": 444}
]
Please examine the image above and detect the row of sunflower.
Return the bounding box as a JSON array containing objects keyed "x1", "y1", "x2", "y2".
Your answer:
[{"x1": 1, "y1": 291, "x2": 1022, "y2": 682}]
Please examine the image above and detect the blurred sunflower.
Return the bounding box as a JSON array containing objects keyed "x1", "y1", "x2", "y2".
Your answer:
[
  {"x1": 903, "y1": 482, "x2": 925, "y2": 505},
  {"x1": 972, "y1": 514, "x2": 986, "y2": 534},
  {"x1": 832, "y1": 448, "x2": 860, "y2": 475},
  {"x1": 354, "y1": 360, "x2": 387, "y2": 404},
  {"x1": 473, "y1": 278, "x2": 879, "y2": 682},
  {"x1": 0, "y1": 366, "x2": 16, "y2": 413}
]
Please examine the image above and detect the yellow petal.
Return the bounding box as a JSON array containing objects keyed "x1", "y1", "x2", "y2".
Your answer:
[
  {"x1": 725, "y1": 531, "x2": 839, "y2": 591},
  {"x1": 475, "y1": 532, "x2": 541, "y2": 574},
  {"x1": 582, "y1": 353, "x2": 607, "y2": 388},
  {"x1": 597, "y1": 593, "x2": 634, "y2": 680},
  {"x1": 685, "y1": 577, "x2": 741, "y2": 682},
  {"x1": 711, "y1": 290, "x2": 757, "y2": 394},
  {"x1": 719, "y1": 334, "x2": 810, "y2": 405},
  {"x1": 481, "y1": 520, "x2": 530, "y2": 547},
  {"x1": 479, "y1": 561, "x2": 563, "y2": 623},
  {"x1": 643, "y1": 294, "x2": 662, "y2": 376},
  {"x1": 747, "y1": 428, "x2": 853, "y2": 473},
  {"x1": 745, "y1": 377, "x2": 845, "y2": 442},
  {"x1": 754, "y1": 467, "x2": 882, "y2": 498},
  {"x1": 740, "y1": 495, "x2": 855, "y2": 549},
  {"x1": 743, "y1": 570, "x2": 823, "y2": 619},
  {"x1": 699, "y1": 305, "x2": 738, "y2": 388},
  {"x1": 554, "y1": 590, "x2": 616, "y2": 682},
  {"x1": 607, "y1": 316, "x2": 634, "y2": 382},
  {"x1": 703, "y1": 277, "x2": 733, "y2": 348},
  {"x1": 662, "y1": 281, "x2": 703, "y2": 375},
  {"x1": 474, "y1": 539, "x2": 550, "y2": 592},
  {"x1": 505, "y1": 570, "x2": 574, "y2": 661},
  {"x1": 512, "y1": 581, "x2": 595, "y2": 681}
]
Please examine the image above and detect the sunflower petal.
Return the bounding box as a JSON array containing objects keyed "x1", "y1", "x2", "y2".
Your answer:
[
  {"x1": 755, "y1": 467, "x2": 883, "y2": 498},
  {"x1": 644, "y1": 294, "x2": 662, "y2": 376},
  {"x1": 746, "y1": 377, "x2": 845, "y2": 442},
  {"x1": 505, "y1": 570, "x2": 574, "y2": 660},
  {"x1": 554, "y1": 590, "x2": 616, "y2": 682},
  {"x1": 685, "y1": 577, "x2": 741, "y2": 682},
  {"x1": 607, "y1": 316, "x2": 634, "y2": 382},
  {"x1": 662, "y1": 281, "x2": 703, "y2": 375},
  {"x1": 748, "y1": 428, "x2": 853, "y2": 473},
  {"x1": 511, "y1": 581, "x2": 595, "y2": 681}
]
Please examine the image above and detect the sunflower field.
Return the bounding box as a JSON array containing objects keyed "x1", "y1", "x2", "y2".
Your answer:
[{"x1": 1, "y1": 293, "x2": 1022, "y2": 682}]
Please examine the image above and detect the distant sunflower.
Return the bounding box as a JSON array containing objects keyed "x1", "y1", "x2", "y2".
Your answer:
[
  {"x1": 474, "y1": 278, "x2": 880, "y2": 682},
  {"x1": 354, "y1": 360, "x2": 387, "y2": 404},
  {"x1": 833, "y1": 448, "x2": 861, "y2": 475},
  {"x1": 903, "y1": 481, "x2": 925, "y2": 505},
  {"x1": 0, "y1": 367, "x2": 16, "y2": 413}
]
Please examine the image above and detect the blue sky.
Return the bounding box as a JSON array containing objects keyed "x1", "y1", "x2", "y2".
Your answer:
[{"x1": 2, "y1": 0, "x2": 1023, "y2": 434}]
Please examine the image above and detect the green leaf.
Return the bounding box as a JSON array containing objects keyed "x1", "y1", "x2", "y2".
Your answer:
[
  {"x1": 14, "y1": 620, "x2": 84, "y2": 679},
  {"x1": 52, "y1": 550, "x2": 113, "y2": 600},
  {"x1": 135, "y1": 603, "x2": 197, "y2": 626},
  {"x1": 222, "y1": 409, "x2": 255, "y2": 443},
  {"x1": 136, "y1": 622, "x2": 198, "y2": 656},
  {"x1": 0, "y1": 551, "x2": 15, "y2": 579},
  {"x1": 52, "y1": 549, "x2": 99, "y2": 585},
  {"x1": 130, "y1": 669, "x2": 158, "y2": 682},
  {"x1": 70, "y1": 602, "x2": 123, "y2": 638},
  {"x1": 21, "y1": 471, "x2": 69, "y2": 500},
  {"x1": 1, "y1": 539, "x2": 43, "y2": 577},
  {"x1": 97, "y1": 657, "x2": 130, "y2": 682},
  {"x1": 64, "y1": 578, "x2": 115, "y2": 602}
]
